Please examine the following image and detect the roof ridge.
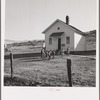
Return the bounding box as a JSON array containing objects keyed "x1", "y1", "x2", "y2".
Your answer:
[{"x1": 42, "y1": 19, "x2": 86, "y2": 36}]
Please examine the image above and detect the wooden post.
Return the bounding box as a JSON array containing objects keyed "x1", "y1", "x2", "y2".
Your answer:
[
  {"x1": 41, "y1": 50, "x2": 42, "y2": 58},
  {"x1": 67, "y1": 59, "x2": 72, "y2": 87},
  {"x1": 10, "y1": 52, "x2": 13, "y2": 79}
]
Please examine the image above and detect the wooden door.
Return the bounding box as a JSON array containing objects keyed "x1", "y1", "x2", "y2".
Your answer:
[{"x1": 58, "y1": 38, "x2": 61, "y2": 50}]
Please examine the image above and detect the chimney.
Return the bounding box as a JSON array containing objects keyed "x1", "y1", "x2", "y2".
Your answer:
[{"x1": 66, "y1": 15, "x2": 69, "y2": 25}]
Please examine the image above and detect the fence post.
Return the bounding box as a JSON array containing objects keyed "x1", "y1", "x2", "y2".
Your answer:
[
  {"x1": 10, "y1": 52, "x2": 13, "y2": 79},
  {"x1": 67, "y1": 59, "x2": 72, "y2": 87}
]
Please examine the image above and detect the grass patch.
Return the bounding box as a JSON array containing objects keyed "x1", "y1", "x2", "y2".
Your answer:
[{"x1": 4, "y1": 55, "x2": 96, "y2": 87}]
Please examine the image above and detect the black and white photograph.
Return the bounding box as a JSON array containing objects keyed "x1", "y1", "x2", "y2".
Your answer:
[
  {"x1": 3, "y1": 0, "x2": 97, "y2": 88},
  {"x1": 2, "y1": 0, "x2": 99, "y2": 100}
]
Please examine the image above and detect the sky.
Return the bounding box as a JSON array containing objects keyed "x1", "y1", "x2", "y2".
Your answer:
[{"x1": 5, "y1": 0, "x2": 97, "y2": 41}]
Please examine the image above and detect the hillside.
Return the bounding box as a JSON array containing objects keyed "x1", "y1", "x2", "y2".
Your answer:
[
  {"x1": 5, "y1": 40, "x2": 45, "y2": 48},
  {"x1": 5, "y1": 39, "x2": 19, "y2": 44},
  {"x1": 85, "y1": 30, "x2": 96, "y2": 50}
]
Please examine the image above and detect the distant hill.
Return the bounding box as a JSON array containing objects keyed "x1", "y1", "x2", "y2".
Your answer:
[
  {"x1": 5, "y1": 39, "x2": 45, "y2": 48},
  {"x1": 85, "y1": 30, "x2": 96, "y2": 50},
  {"x1": 5, "y1": 39, "x2": 19, "y2": 44}
]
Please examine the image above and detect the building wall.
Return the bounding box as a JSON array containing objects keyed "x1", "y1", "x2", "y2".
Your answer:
[
  {"x1": 74, "y1": 33, "x2": 86, "y2": 51},
  {"x1": 45, "y1": 21, "x2": 74, "y2": 51},
  {"x1": 44, "y1": 21, "x2": 86, "y2": 51}
]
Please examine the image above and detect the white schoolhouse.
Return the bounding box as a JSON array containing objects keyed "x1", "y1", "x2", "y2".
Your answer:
[{"x1": 42, "y1": 16, "x2": 86, "y2": 51}]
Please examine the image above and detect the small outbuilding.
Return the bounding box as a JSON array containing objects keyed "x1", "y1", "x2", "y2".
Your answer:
[{"x1": 42, "y1": 16, "x2": 86, "y2": 52}]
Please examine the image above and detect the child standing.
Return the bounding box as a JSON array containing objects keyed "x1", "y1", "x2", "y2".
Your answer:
[
  {"x1": 61, "y1": 48, "x2": 65, "y2": 57},
  {"x1": 67, "y1": 47, "x2": 70, "y2": 55}
]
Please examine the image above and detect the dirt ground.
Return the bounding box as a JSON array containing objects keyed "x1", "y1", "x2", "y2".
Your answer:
[{"x1": 4, "y1": 54, "x2": 96, "y2": 87}]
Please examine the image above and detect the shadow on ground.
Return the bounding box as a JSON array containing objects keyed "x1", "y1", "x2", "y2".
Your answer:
[
  {"x1": 4, "y1": 76, "x2": 68, "y2": 87},
  {"x1": 18, "y1": 57, "x2": 43, "y2": 62}
]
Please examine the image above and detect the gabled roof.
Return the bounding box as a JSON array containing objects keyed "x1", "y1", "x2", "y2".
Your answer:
[{"x1": 42, "y1": 19, "x2": 86, "y2": 36}]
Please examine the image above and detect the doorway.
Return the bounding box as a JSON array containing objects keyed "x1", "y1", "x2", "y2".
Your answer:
[{"x1": 58, "y1": 38, "x2": 61, "y2": 50}]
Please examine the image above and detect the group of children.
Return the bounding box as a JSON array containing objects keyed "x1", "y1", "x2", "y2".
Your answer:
[
  {"x1": 60, "y1": 47, "x2": 70, "y2": 56},
  {"x1": 41, "y1": 47, "x2": 70, "y2": 60},
  {"x1": 41, "y1": 47, "x2": 55, "y2": 60}
]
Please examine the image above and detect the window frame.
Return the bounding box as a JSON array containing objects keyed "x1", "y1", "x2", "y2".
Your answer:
[
  {"x1": 49, "y1": 38, "x2": 52, "y2": 45},
  {"x1": 66, "y1": 36, "x2": 70, "y2": 44}
]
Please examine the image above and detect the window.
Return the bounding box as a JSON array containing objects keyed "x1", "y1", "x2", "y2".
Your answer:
[
  {"x1": 66, "y1": 37, "x2": 70, "y2": 44},
  {"x1": 49, "y1": 38, "x2": 52, "y2": 44},
  {"x1": 58, "y1": 27, "x2": 60, "y2": 30}
]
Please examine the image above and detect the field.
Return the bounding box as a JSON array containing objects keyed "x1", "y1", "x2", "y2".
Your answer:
[{"x1": 4, "y1": 46, "x2": 96, "y2": 87}]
